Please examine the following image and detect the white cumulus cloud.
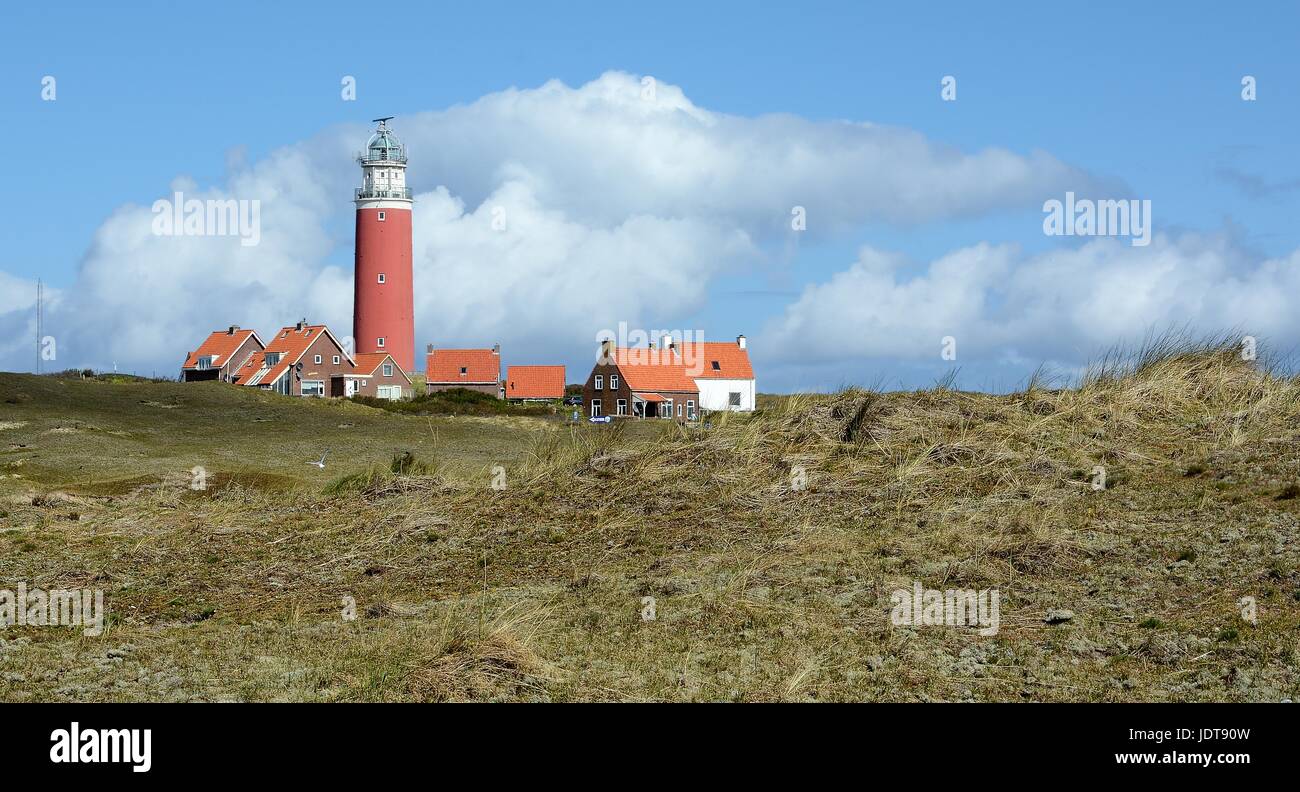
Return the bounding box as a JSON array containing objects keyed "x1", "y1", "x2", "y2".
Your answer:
[{"x1": 0, "y1": 71, "x2": 1103, "y2": 376}]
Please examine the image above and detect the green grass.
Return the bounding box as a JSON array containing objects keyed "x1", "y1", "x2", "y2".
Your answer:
[
  {"x1": 1, "y1": 338, "x2": 1298, "y2": 702},
  {"x1": 0, "y1": 374, "x2": 559, "y2": 491},
  {"x1": 352, "y1": 387, "x2": 558, "y2": 417}
]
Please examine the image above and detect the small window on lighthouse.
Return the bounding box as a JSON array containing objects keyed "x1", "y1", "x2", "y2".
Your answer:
[
  {"x1": 377, "y1": 211, "x2": 386, "y2": 221},
  {"x1": 378, "y1": 273, "x2": 386, "y2": 284},
  {"x1": 377, "y1": 337, "x2": 386, "y2": 348}
]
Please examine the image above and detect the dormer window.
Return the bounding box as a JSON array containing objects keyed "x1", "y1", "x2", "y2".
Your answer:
[
  {"x1": 711, "y1": 361, "x2": 721, "y2": 371},
  {"x1": 264, "y1": 353, "x2": 281, "y2": 367}
]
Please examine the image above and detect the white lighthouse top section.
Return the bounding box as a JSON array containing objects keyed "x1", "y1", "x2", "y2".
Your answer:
[{"x1": 355, "y1": 117, "x2": 412, "y2": 206}]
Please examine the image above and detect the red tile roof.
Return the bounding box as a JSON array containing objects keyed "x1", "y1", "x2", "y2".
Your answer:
[
  {"x1": 680, "y1": 341, "x2": 754, "y2": 380},
  {"x1": 353, "y1": 352, "x2": 410, "y2": 382},
  {"x1": 182, "y1": 328, "x2": 261, "y2": 370},
  {"x1": 505, "y1": 365, "x2": 565, "y2": 399},
  {"x1": 426, "y1": 349, "x2": 500, "y2": 384},
  {"x1": 609, "y1": 347, "x2": 699, "y2": 393},
  {"x1": 237, "y1": 324, "x2": 349, "y2": 388}
]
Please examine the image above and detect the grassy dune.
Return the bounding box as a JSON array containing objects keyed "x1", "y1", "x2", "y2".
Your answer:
[{"x1": 0, "y1": 342, "x2": 1297, "y2": 701}]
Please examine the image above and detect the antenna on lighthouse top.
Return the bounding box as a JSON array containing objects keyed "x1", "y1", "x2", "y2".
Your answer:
[{"x1": 372, "y1": 116, "x2": 394, "y2": 128}]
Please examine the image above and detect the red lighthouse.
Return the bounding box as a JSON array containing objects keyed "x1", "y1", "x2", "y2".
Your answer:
[{"x1": 353, "y1": 117, "x2": 415, "y2": 372}]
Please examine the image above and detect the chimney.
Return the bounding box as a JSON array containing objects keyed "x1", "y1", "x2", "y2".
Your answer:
[
  {"x1": 427, "y1": 343, "x2": 433, "y2": 353},
  {"x1": 600, "y1": 339, "x2": 612, "y2": 361},
  {"x1": 227, "y1": 325, "x2": 239, "y2": 335},
  {"x1": 492, "y1": 343, "x2": 500, "y2": 356},
  {"x1": 737, "y1": 334, "x2": 747, "y2": 349},
  {"x1": 661, "y1": 334, "x2": 672, "y2": 350},
  {"x1": 295, "y1": 318, "x2": 306, "y2": 331}
]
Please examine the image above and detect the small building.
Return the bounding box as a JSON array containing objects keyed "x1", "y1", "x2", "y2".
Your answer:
[
  {"x1": 505, "y1": 365, "x2": 566, "y2": 402},
  {"x1": 684, "y1": 335, "x2": 756, "y2": 412},
  {"x1": 181, "y1": 326, "x2": 264, "y2": 383},
  {"x1": 582, "y1": 341, "x2": 699, "y2": 420},
  {"x1": 425, "y1": 343, "x2": 502, "y2": 397},
  {"x1": 333, "y1": 352, "x2": 412, "y2": 400},
  {"x1": 235, "y1": 320, "x2": 355, "y2": 397}
]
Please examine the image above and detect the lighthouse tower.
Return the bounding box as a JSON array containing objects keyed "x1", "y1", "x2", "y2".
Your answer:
[{"x1": 353, "y1": 117, "x2": 415, "y2": 372}]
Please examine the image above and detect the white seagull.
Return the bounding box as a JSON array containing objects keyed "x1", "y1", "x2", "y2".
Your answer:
[{"x1": 308, "y1": 449, "x2": 330, "y2": 469}]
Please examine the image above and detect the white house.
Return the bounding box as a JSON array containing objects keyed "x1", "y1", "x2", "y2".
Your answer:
[{"x1": 685, "y1": 335, "x2": 756, "y2": 412}]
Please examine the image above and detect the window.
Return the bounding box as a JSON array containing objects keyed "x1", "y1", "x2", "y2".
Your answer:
[
  {"x1": 383, "y1": 363, "x2": 393, "y2": 377},
  {"x1": 377, "y1": 211, "x2": 386, "y2": 221},
  {"x1": 301, "y1": 380, "x2": 325, "y2": 398},
  {"x1": 677, "y1": 403, "x2": 683, "y2": 417},
  {"x1": 377, "y1": 337, "x2": 385, "y2": 348},
  {"x1": 729, "y1": 392, "x2": 742, "y2": 407},
  {"x1": 610, "y1": 374, "x2": 619, "y2": 390},
  {"x1": 617, "y1": 399, "x2": 627, "y2": 416},
  {"x1": 361, "y1": 380, "x2": 368, "y2": 386},
  {"x1": 662, "y1": 400, "x2": 673, "y2": 418},
  {"x1": 264, "y1": 352, "x2": 281, "y2": 366},
  {"x1": 378, "y1": 273, "x2": 386, "y2": 284},
  {"x1": 332, "y1": 355, "x2": 340, "y2": 365},
  {"x1": 711, "y1": 361, "x2": 721, "y2": 371},
  {"x1": 196, "y1": 356, "x2": 214, "y2": 370},
  {"x1": 590, "y1": 399, "x2": 602, "y2": 418},
  {"x1": 594, "y1": 375, "x2": 604, "y2": 390},
  {"x1": 460, "y1": 366, "x2": 468, "y2": 375},
  {"x1": 314, "y1": 355, "x2": 322, "y2": 364},
  {"x1": 687, "y1": 400, "x2": 695, "y2": 420}
]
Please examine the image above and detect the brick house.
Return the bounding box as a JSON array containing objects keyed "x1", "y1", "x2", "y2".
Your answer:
[
  {"x1": 234, "y1": 321, "x2": 355, "y2": 397},
  {"x1": 505, "y1": 365, "x2": 565, "y2": 402},
  {"x1": 332, "y1": 352, "x2": 412, "y2": 400},
  {"x1": 425, "y1": 344, "x2": 502, "y2": 397},
  {"x1": 581, "y1": 340, "x2": 700, "y2": 420},
  {"x1": 181, "y1": 326, "x2": 264, "y2": 383}
]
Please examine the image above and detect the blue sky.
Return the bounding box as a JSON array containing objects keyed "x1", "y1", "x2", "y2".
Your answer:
[{"x1": 2, "y1": 1, "x2": 1298, "y2": 390}]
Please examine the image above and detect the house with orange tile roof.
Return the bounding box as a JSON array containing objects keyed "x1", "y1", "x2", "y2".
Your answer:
[
  {"x1": 234, "y1": 320, "x2": 355, "y2": 397},
  {"x1": 580, "y1": 334, "x2": 756, "y2": 419},
  {"x1": 180, "y1": 326, "x2": 264, "y2": 383},
  {"x1": 504, "y1": 365, "x2": 566, "y2": 402},
  {"x1": 425, "y1": 343, "x2": 502, "y2": 398},
  {"x1": 582, "y1": 339, "x2": 700, "y2": 420},
  {"x1": 684, "y1": 335, "x2": 756, "y2": 412},
  {"x1": 332, "y1": 352, "x2": 412, "y2": 400}
]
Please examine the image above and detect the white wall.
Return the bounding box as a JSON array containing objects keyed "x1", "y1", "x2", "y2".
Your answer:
[{"x1": 696, "y1": 378, "x2": 756, "y2": 412}]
